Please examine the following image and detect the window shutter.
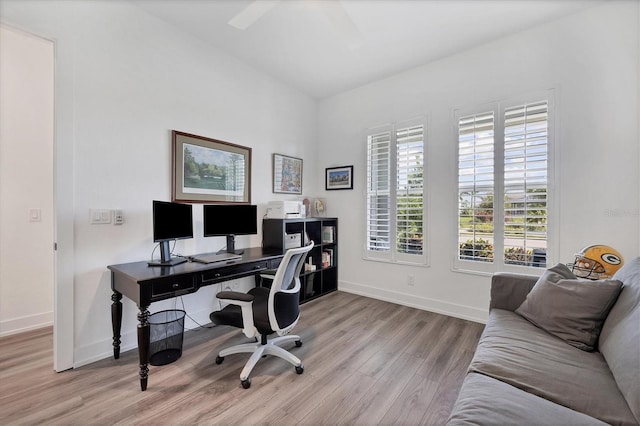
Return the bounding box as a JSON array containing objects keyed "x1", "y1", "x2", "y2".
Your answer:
[
  {"x1": 503, "y1": 101, "x2": 548, "y2": 266},
  {"x1": 367, "y1": 131, "x2": 391, "y2": 252},
  {"x1": 458, "y1": 112, "x2": 495, "y2": 262},
  {"x1": 396, "y1": 125, "x2": 424, "y2": 255}
]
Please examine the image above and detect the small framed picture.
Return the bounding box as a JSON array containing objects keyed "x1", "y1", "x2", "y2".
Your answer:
[
  {"x1": 325, "y1": 165, "x2": 353, "y2": 190},
  {"x1": 273, "y1": 153, "x2": 303, "y2": 194}
]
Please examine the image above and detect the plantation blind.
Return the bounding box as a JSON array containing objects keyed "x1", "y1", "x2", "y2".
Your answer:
[
  {"x1": 503, "y1": 101, "x2": 548, "y2": 266},
  {"x1": 457, "y1": 111, "x2": 495, "y2": 262},
  {"x1": 367, "y1": 130, "x2": 391, "y2": 252},
  {"x1": 396, "y1": 125, "x2": 424, "y2": 255}
]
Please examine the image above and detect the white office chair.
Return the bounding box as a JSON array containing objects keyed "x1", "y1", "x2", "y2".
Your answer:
[{"x1": 209, "y1": 242, "x2": 314, "y2": 389}]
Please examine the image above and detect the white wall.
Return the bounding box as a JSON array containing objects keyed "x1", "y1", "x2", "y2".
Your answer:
[
  {"x1": 2, "y1": 0, "x2": 637, "y2": 367},
  {"x1": 0, "y1": 1, "x2": 318, "y2": 366},
  {"x1": 318, "y1": 1, "x2": 640, "y2": 322},
  {"x1": 0, "y1": 26, "x2": 54, "y2": 336}
]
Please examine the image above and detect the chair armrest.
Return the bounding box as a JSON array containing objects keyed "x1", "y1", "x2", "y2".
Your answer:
[
  {"x1": 216, "y1": 291, "x2": 254, "y2": 303},
  {"x1": 490, "y1": 272, "x2": 539, "y2": 311},
  {"x1": 259, "y1": 269, "x2": 277, "y2": 279},
  {"x1": 215, "y1": 291, "x2": 256, "y2": 338}
]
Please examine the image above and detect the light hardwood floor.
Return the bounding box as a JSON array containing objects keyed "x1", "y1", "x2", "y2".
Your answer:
[{"x1": 0, "y1": 292, "x2": 485, "y2": 425}]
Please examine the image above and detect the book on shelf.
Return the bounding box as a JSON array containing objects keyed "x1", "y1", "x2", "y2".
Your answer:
[
  {"x1": 305, "y1": 273, "x2": 315, "y2": 297},
  {"x1": 322, "y1": 248, "x2": 334, "y2": 268},
  {"x1": 322, "y1": 226, "x2": 335, "y2": 244}
]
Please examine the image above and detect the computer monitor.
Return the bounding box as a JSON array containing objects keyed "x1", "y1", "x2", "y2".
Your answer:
[
  {"x1": 150, "y1": 200, "x2": 193, "y2": 266},
  {"x1": 203, "y1": 204, "x2": 257, "y2": 254}
]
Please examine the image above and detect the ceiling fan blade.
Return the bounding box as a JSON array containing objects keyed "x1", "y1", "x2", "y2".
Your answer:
[
  {"x1": 320, "y1": 1, "x2": 363, "y2": 50},
  {"x1": 228, "y1": 0, "x2": 281, "y2": 30}
]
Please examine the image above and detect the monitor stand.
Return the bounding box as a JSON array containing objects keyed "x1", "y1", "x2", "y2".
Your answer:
[
  {"x1": 217, "y1": 234, "x2": 244, "y2": 255},
  {"x1": 148, "y1": 258, "x2": 187, "y2": 267},
  {"x1": 148, "y1": 240, "x2": 187, "y2": 267}
]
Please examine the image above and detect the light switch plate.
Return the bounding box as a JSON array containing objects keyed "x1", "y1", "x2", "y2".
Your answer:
[
  {"x1": 90, "y1": 209, "x2": 111, "y2": 224},
  {"x1": 29, "y1": 208, "x2": 42, "y2": 222}
]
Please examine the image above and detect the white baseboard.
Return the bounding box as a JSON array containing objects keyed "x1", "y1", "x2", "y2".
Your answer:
[
  {"x1": 73, "y1": 307, "x2": 214, "y2": 368},
  {"x1": 0, "y1": 311, "x2": 53, "y2": 337},
  {"x1": 73, "y1": 328, "x2": 137, "y2": 368},
  {"x1": 72, "y1": 283, "x2": 487, "y2": 368},
  {"x1": 339, "y1": 280, "x2": 488, "y2": 324}
]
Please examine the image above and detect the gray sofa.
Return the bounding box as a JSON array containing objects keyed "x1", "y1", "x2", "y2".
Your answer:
[{"x1": 448, "y1": 257, "x2": 640, "y2": 425}]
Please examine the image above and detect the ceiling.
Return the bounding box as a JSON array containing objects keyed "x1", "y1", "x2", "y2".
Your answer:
[{"x1": 131, "y1": 0, "x2": 603, "y2": 99}]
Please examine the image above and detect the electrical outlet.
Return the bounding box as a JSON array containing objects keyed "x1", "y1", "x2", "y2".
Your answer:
[
  {"x1": 113, "y1": 209, "x2": 124, "y2": 225},
  {"x1": 407, "y1": 274, "x2": 415, "y2": 286}
]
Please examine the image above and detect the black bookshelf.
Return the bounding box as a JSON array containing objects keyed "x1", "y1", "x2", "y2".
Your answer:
[{"x1": 262, "y1": 217, "x2": 338, "y2": 303}]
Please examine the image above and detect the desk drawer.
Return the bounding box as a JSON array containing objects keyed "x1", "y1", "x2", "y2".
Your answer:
[
  {"x1": 201, "y1": 261, "x2": 269, "y2": 283},
  {"x1": 151, "y1": 275, "x2": 196, "y2": 297},
  {"x1": 268, "y1": 258, "x2": 282, "y2": 269}
]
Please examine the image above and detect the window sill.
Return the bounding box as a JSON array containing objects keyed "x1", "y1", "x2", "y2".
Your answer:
[
  {"x1": 452, "y1": 261, "x2": 547, "y2": 277},
  {"x1": 363, "y1": 255, "x2": 429, "y2": 268}
]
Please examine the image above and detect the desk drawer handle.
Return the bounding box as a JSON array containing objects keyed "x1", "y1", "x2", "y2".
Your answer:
[
  {"x1": 214, "y1": 273, "x2": 221, "y2": 278},
  {"x1": 172, "y1": 283, "x2": 180, "y2": 289}
]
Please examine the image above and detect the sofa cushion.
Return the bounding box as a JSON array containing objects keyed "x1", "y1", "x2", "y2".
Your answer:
[
  {"x1": 447, "y1": 372, "x2": 608, "y2": 426},
  {"x1": 599, "y1": 257, "x2": 640, "y2": 423},
  {"x1": 515, "y1": 263, "x2": 623, "y2": 351},
  {"x1": 469, "y1": 309, "x2": 637, "y2": 425}
]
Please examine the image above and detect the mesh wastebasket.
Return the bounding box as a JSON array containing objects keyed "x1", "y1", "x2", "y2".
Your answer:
[{"x1": 148, "y1": 309, "x2": 186, "y2": 366}]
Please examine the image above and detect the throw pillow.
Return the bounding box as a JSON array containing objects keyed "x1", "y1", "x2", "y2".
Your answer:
[{"x1": 515, "y1": 263, "x2": 623, "y2": 351}]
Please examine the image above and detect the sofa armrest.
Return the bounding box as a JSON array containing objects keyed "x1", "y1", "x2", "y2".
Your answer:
[{"x1": 490, "y1": 272, "x2": 539, "y2": 311}]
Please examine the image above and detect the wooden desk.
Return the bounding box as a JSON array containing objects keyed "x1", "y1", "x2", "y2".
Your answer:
[{"x1": 107, "y1": 247, "x2": 284, "y2": 391}]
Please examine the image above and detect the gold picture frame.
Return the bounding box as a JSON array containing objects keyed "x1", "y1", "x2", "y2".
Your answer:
[{"x1": 172, "y1": 130, "x2": 251, "y2": 203}]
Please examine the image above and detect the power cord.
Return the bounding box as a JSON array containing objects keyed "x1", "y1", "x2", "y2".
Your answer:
[
  {"x1": 177, "y1": 288, "x2": 258, "y2": 343},
  {"x1": 176, "y1": 287, "x2": 225, "y2": 331},
  {"x1": 149, "y1": 239, "x2": 179, "y2": 263},
  {"x1": 150, "y1": 243, "x2": 159, "y2": 263}
]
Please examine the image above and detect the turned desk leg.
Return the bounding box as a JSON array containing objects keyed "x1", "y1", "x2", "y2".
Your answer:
[
  {"x1": 111, "y1": 292, "x2": 122, "y2": 359},
  {"x1": 137, "y1": 305, "x2": 150, "y2": 391}
]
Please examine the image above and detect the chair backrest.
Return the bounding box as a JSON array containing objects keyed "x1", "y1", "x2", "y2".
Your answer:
[{"x1": 268, "y1": 242, "x2": 314, "y2": 334}]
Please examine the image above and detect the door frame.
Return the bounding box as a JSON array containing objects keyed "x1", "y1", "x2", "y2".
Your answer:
[
  {"x1": 0, "y1": 23, "x2": 76, "y2": 372},
  {"x1": 51, "y1": 30, "x2": 75, "y2": 372}
]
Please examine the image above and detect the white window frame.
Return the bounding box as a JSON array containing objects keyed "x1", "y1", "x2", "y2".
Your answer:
[
  {"x1": 453, "y1": 91, "x2": 556, "y2": 275},
  {"x1": 364, "y1": 117, "x2": 429, "y2": 266}
]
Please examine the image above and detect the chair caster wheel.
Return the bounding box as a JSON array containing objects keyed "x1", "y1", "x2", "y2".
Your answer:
[
  {"x1": 295, "y1": 364, "x2": 304, "y2": 374},
  {"x1": 295, "y1": 340, "x2": 302, "y2": 347},
  {"x1": 215, "y1": 356, "x2": 224, "y2": 365},
  {"x1": 241, "y1": 378, "x2": 251, "y2": 389}
]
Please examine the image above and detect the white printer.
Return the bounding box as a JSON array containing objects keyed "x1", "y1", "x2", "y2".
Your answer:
[{"x1": 266, "y1": 201, "x2": 304, "y2": 219}]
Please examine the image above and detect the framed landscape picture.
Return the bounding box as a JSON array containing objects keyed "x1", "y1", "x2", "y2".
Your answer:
[
  {"x1": 273, "y1": 153, "x2": 303, "y2": 194},
  {"x1": 172, "y1": 130, "x2": 251, "y2": 203},
  {"x1": 325, "y1": 165, "x2": 353, "y2": 190}
]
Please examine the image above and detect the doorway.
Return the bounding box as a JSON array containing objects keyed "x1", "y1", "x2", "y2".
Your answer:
[{"x1": 0, "y1": 25, "x2": 57, "y2": 363}]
